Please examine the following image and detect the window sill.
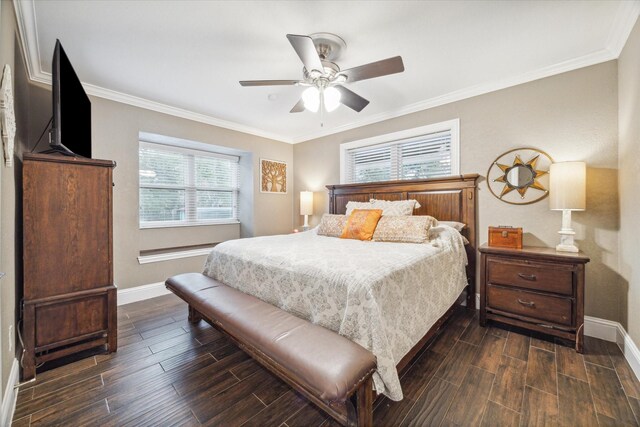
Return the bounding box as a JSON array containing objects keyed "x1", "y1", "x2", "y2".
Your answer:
[
  {"x1": 137, "y1": 246, "x2": 215, "y2": 264},
  {"x1": 139, "y1": 220, "x2": 240, "y2": 230}
]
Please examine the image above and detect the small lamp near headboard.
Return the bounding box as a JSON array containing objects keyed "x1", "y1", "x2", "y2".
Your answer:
[
  {"x1": 300, "y1": 191, "x2": 314, "y2": 231},
  {"x1": 550, "y1": 162, "x2": 586, "y2": 253}
]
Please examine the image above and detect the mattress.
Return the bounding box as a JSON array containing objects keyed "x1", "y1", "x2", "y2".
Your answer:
[{"x1": 202, "y1": 225, "x2": 468, "y2": 401}]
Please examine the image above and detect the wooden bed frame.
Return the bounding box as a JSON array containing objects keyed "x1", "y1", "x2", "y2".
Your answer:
[
  {"x1": 169, "y1": 174, "x2": 480, "y2": 426},
  {"x1": 327, "y1": 173, "x2": 480, "y2": 374}
]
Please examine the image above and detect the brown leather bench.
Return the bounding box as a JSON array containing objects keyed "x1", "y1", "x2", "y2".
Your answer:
[{"x1": 165, "y1": 273, "x2": 377, "y2": 426}]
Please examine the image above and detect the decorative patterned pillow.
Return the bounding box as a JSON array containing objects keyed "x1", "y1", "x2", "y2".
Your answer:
[
  {"x1": 317, "y1": 214, "x2": 348, "y2": 237},
  {"x1": 373, "y1": 215, "x2": 438, "y2": 243},
  {"x1": 340, "y1": 209, "x2": 383, "y2": 241},
  {"x1": 369, "y1": 199, "x2": 422, "y2": 216},
  {"x1": 345, "y1": 200, "x2": 373, "y2": 215}
]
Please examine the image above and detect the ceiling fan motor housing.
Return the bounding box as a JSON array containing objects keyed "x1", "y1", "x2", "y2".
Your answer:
[
  {"x1": 309, "y1": 32, "x2": 347, "y2": 62},
  {"x1": 303, "y1": 61, "x2": 341, "y2": 82}
]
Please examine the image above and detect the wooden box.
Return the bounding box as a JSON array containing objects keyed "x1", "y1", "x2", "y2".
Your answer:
[{"x1": 488, "y1": 226, "x2": 522, "y2": 249}]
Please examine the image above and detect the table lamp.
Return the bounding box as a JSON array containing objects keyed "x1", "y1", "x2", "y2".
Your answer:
[
  {"x1": 300, "y1": 191, "x2": 313, "y2": 231},
  {"x1": 549, "y1": 162, "x2": 586, "y2": 253}
]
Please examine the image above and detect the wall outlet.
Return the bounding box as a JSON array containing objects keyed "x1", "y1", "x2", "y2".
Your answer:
[{"x1": 8, "y1": 325, "x2": 13, "y2": 352}]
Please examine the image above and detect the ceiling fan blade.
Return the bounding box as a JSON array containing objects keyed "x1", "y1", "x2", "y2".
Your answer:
[
  {"x1": 239, "y1": 80, "x2": 300, "y2": 87},
  {"x1": 286, "y1": 34, "x2": 324, "y2": 73},
  {"x1": 339, "y1": 56, "x2": 404, "y2": 83},
  {"x1": 290, "y1": 98, "x2": 305, "y2": 113},
  {"x1": 334, "y1": 86, "x2": 370, "y2": 112}
]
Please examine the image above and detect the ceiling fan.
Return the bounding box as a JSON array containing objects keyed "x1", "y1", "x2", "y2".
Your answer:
[{"x1": 240, "y1": 33, "x2": 405, "y2": 116}]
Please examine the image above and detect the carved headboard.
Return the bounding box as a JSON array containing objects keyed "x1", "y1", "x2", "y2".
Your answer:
[{"x1": 326, "y1": 174, "x2": 480, "y2": 306}]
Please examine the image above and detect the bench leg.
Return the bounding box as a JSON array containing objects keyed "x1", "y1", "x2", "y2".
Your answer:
[
  {"x1": 352, "y1": 376, "x2": 373, "y2": 427},
  {"x1": 357, "y1": 377, "x2": 374, "y2": 427},
  {"x1": 188, "y1": 305, "x2": 202, "y2": 323}
]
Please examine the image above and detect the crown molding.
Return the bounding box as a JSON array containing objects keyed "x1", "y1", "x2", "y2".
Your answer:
[
  {"x1": 289, "y1": 47, "x2": 617, "y2": 143},
  {"x1": 79, "y1": 80, "x2": 293, "y2": 143},
  {"x1": 13, "y1": 0, "x2": 640, "y2": 146},
  {"x1": 13, "y1": 0, "x2": 43, "y2": 82},
  {"x1": 605, "y1": 1, "x2": 640, "y2": 58}
]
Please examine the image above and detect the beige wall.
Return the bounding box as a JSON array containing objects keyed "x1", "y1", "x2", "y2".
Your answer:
[
  {"x1": 0, "y1": 0, "x2": 13, "y2": 402},
  {"x1": 618, "y1": 17, "x2": 640, "y2": 344},
  {"x1": 84, "y1": 97, "x2": 295, "y2": 288},
  {"x1": 0, "y1": 0, "x2": 36, "y2": 401},
  {"x1": 294, "y1": 61, "x2": 622, "y2": 323}
]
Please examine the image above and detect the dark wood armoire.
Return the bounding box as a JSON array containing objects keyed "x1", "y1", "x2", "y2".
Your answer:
[{"x1": 22, "y1": 152, "x2": 117, "y2": 380}]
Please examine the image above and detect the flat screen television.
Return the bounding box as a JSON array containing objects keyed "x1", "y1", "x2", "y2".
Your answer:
[{"x1": 50, "y1": 39, "x2": 92, "y2": 158}]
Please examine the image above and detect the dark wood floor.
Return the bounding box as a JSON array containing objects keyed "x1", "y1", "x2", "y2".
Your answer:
[{"x1": 12, "y1": 294, "x2": 640, "y2": 426}]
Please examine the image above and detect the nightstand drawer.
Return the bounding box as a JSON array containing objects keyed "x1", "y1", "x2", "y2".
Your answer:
[
  {"x1": 487, "y1": 259, "x2": 573, "y2": 295},
  {"x1": 487, "y1": 285, "x2": 573, "y2": 326}
]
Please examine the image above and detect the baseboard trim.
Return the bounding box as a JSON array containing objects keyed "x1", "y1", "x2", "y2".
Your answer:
[
  {"x1": 618, "y1": 324, "x2": 640, "y2": 386},
  {"x1": 584, "y1": 315, "x2": 619, "y2": 342},
  {"x1": 1, "y1": 358, "x2": 19, "y2": 426},
  {"x1": 117, "y1": 282, "x2": 171, "y2": 306},
  {"x1": 585, "y1": 316, "x2": 640, "y2": 384}
]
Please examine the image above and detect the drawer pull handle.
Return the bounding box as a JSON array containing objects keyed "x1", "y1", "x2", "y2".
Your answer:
[
  {"x1": 517, "y1": 299, "x2": 535, "y2": 307},
  {"x1": 517, "y1": 273, "x2": 537, "y2": 281}
]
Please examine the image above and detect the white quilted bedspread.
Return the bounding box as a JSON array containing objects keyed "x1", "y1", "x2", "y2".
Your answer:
[{"x1": 202, "y1": 226, "x2": 468, "y2": 401}]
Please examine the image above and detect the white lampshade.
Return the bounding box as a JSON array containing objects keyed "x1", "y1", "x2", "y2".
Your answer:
[
  {"x1": 302, "y1": 87, "x2": 320, "y2": 112},
  {"x1": 300, "y1": 191, "x2": 314, "y2": 215},
  {"x1": 549, "y1": 162, "x2": 586, "y2": 211},
  {"x1": 324, "y1": 87, "x2": 341, "y2": 112}
]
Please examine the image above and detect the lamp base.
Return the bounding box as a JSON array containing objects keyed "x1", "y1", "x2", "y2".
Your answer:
[
  {"x1": 556, "y1": 210, "x2": 579, "y2": 253},
  {"x1": 302, "y1": 214, "x2": 309, "y2": 231},
  {"x1": 556, "y1": 242, "x2": 579, "y2": 253}
]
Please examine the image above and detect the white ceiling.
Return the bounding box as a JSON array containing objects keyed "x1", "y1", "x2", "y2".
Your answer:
[{"x1": 16, "y1": 0, "x2": 640, "y2": 143}]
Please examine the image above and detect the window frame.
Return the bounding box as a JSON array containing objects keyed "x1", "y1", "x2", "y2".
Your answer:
[
  {"x1": 138, "y1": 140, "x2": 240, "y2": 229},
  {"x1": 339, "y1": 119, "x2": 460, "y2": 184}
]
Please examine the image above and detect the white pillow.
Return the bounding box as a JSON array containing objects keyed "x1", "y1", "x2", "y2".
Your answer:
[
  {"x1": 369, "y1": 199, "x2": 422, "y2": 216},
  {"x1": 431, "y1": 221, "x2": 470, "y2": 244},
  {"x1": 344, "y1": 201, "x2": 373, "y2": 215},
  {"x1": 439, "y1": 221, "x2": 466, "y2": 232}
]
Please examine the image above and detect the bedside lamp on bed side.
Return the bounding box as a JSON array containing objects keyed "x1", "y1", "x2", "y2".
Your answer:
[
  {"x1": 300, "y1": 191, "x2": 314, "y2": 231},
  {"x1": 550, "y1": 161, "x2": 586, "y2": 253}
]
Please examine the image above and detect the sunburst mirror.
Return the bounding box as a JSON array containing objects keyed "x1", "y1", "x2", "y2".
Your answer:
[{"x1": 487, "y1": 148, "x2": 553, "y2": 205}]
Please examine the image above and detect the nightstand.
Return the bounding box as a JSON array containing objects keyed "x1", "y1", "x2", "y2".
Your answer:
[{"x1": 479, "y1": 244, "x2": 590, "y2": 352}]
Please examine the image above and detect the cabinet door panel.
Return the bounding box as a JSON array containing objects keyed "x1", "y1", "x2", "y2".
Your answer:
[
  {"x1": 35, "y1": 295, "x2": 108, "y2": 348},
  {"x1": 23, "y1": 160, "x2": 112, "y2": 299}
]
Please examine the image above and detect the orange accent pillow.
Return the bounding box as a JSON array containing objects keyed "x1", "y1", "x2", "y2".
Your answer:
[{"x1": 340, "y1": 209, "x2": 383, "y2": 241}]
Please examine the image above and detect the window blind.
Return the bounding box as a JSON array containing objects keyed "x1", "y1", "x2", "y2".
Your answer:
[
  {"x1": 344, "y1": 129, "x2": 453, "y2": 184},
  {"x1": 139, "y1": 141, "x2": 240, "y2": 228}
]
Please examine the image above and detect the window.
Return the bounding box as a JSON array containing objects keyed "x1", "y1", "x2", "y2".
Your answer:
[
  {"x1": 139, "y1": 141, "x2": 240, "y2": 228},
  {"x1": 340, "y1": 119, "x2": 459, "y2": 184}
]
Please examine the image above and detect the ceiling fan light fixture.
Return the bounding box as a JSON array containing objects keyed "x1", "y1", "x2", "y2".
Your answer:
[
  {"x1": 324, "y1": 86, "x2": 341, "y2": 112},
  {"x1": 302, "y1": 87, "x2": 320, "y2": 112}
]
